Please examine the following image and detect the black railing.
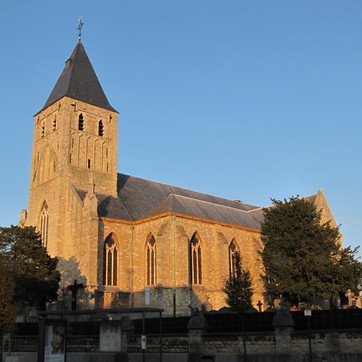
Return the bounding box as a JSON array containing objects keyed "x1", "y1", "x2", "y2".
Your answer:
[{"x1": 11, "y1": 309, "x2": 362, "y2": 337}]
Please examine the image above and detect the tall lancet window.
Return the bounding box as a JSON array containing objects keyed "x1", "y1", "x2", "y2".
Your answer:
[
  {"x1": 146, "y1": 233, "x2": 156, "y2": 285},
  {"x1": 190, "y1": 233, "x2": 202, "y2": 285},
  {"x1": 103, "y1": 234, "x2": 118, "y2": 286},
  {"x1": 229, "y1": 239, "x2": 239, "y2": 277},
  {"x1": 98, "y1": 120, "x2": 104, "y2": 136},
  {"x1": 78, "y1": 114, "x2": 84, "y2": 131},
  {"x1": 40, "y1": 203, "x2": 49, "y2": 248}
]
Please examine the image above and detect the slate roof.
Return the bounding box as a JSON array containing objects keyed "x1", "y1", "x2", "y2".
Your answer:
[
  {"x1": 76, "y1": 173, "x2": 265, "y2": 230},
  {"x1": 75, "y1": 173, "x2": 321, "y2": 231},
  {"x1": 76, "y1": 190, "x2": 131, "y2": 221},
  {"x1": 142, "y1": 194, "x2": 263, "y2": 230},
  {"x1": 39, "y1": 42, "x2": 117, "y2": 113},
  {"x1": 116, "y1": 174, "x2": 259, "y2": 220}
]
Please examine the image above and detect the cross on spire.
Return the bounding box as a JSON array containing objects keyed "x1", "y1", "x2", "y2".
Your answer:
[{"x1": 77, "y1": 17, "x2": 84, "y2": 41}]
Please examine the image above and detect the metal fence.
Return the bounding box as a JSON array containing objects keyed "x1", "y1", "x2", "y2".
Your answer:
[{"x1": 12, "y1": 309, "x2": 362, "y2": 337}]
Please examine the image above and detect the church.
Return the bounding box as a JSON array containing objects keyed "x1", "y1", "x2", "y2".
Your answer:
[{"x1": 20, "y1": 40, "x2": 338, "y2": 316}]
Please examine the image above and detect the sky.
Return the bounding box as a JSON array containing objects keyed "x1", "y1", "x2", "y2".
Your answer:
[{"x1": 0, "y1": 1, "x2": 361, "y2": 256}]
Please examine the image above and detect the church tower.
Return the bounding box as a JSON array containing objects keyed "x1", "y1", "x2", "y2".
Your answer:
[{"x1": 24, "y1": 41, "x2": 118, "y2": 283}]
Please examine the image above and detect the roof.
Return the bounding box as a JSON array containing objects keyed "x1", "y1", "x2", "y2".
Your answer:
[
  {"x1": 77, "y1": 190, "x2": 132, "y2": 221},
  {"x1": 116, "y1": 173, "x2": 259, "y2": 219},
  {"x1": 75, "y1": 173, "x2": 322, "y2": 231},
  {"x1": 76, "y1": 173, "x2": 263, "y2": 230},
  {"x1": 143, "y1": 194, "x2": 263, "y2": 229},
  {"x1": 39, "y1": 42, "x2": 117, "y2": 113},
  {"x1": 77, "y1": 174, "x2": 261, "y2": 229}
]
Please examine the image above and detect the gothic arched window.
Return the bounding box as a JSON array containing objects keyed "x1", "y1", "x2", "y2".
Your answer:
[
  {"x1": 40, "y1": 202, "x2": 49, "y2": 248},
  {"x1": 190, "y1": 233, "x2": 202, "y2": 285},
  {"x1": 229, "y1": 239, "x2": 239, "y2": 277},
  {"x1": 103, "y1": 234, "x2": 118, "y2": 286},
  {"x1": 78, "y1": 114, "x2": 84, "y2": 131},
  {"x1": 98, "y1": 120, "x2": 104, "y2": 137},
  {"x1": 146, "y1": 234, "x2": 156, "y2": 285}
]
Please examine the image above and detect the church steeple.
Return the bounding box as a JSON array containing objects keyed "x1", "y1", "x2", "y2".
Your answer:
[
  {"x1": 29, "y1": 41, "x2": 119, "y2": 204},
  {"x1": 25, "y1": 38, "x2": 119, "y2": 293},
  {"x1": 40, "y1": 42, "x2": 116, "y2": 113}
]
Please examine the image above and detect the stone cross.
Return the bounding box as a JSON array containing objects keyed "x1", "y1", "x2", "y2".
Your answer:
[
  {"x1": 257, "y1": 300, "x2": 263, "y2": 312},
  {"x1": 67, "y1": 279, "x2": 85, "y2": 310}
]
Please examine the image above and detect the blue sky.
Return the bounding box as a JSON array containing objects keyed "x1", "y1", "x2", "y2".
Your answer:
[{"x1": 0, "y1": 1, "x2": 361, "y2": 256}]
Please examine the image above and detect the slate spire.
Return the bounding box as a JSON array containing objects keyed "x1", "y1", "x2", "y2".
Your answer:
[{"x1": 41, "y1": 42, "x2": 117, "y2": 112}]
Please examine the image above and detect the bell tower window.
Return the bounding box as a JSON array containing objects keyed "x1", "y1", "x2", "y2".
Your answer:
[
  {"x1": 78, "y1": 114, "x2": 84, "y2": 131},
  {"x1": 98, "y1": 120, "x2": 104, "y2": 136},
  {"x1": 53, "y1": 116, "x2": 57, "y2": 131}
]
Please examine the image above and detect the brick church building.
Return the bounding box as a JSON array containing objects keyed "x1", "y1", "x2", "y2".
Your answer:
[{"x1": 20, "y1": 40, "x2": 338, "y2": 315}]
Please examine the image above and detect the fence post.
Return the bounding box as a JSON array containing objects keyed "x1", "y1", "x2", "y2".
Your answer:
[
  {"x1": 272, "y1": 308, "x2": 295, "y2": 354},
  {"x1": 187, "y1": 311, "x2": 209, "y2": 362},
  {"x1": 115, "y1": 317, "x2": 135, "y2": 362}
]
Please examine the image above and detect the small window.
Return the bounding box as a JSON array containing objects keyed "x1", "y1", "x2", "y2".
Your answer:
[
  {"x1": 78, "y1": 114, "x2": 84, "y2": 131},
  {"x1": 98, "y1": 120, "x2": 104, "y2": 137},
  {"x1": 53, "y1": 116, "x2": 57, "y2": 131},
  {"x1": 87, "y1": 159, "x2": 91, "y2": 169},
  {"x1": 64, "y1": 58, "x2": 71, "y2": 71},
  {"x1": 41, "y1": 124, "x2": 45, "y2": 138}
]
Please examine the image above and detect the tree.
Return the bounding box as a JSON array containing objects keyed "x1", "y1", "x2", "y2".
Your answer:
[
  {"x1": 0, "y1": 254, "x2": 16, "y2": 333},
  {"x1": 223, "y1": 251, "x2": 253, "y2": 313},
  {"x1": 0, "y1": 226, "x2": 60, "y2": 310},
  {"x1": 335, "y1": 246, "x2": 362, "y2": 299},
  {"x1": 260, "y1": 196, "x2": 362, "y2": 305}
]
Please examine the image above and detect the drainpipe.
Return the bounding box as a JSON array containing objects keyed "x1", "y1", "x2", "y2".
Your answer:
[{"x1": 171, "y1": 215, "x2": 176, "y2": 317}]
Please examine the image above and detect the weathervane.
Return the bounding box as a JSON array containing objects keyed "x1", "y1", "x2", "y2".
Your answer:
[{"x1": 77, "y1": 17, "x2": 84, "y2": 41}]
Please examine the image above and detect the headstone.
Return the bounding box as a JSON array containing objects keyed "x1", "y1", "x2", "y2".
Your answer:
[
  {"x1": 144, "y1": 287, "x2": 150, "y2": 306},
  {"x1": 100, "y1": 322, "x2": 121, "y2": 352}
]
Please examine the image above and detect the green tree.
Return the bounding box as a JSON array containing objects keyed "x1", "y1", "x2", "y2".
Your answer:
[
  {"x1": 223, "y1": 251, "x2": 253, "y2": 313},
  {"x1": 0, "y1": 254, "x2": 16, "y2": 333},
  {"x1": 0, "y1": 226, "x2": 60, "y2": 310},
  {"x1": 260, "y1": 196, "x2": 362, "y2": 305},
  {"x1": 335, "y1": 246, "x2": 362, "y2": 298}
]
